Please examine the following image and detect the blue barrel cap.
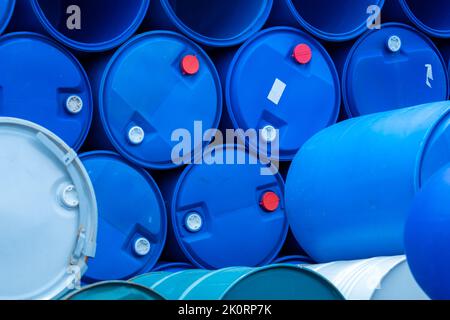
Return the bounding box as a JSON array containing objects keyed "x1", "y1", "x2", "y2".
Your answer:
[
  {"x1": 64, "y1": 281, "x2": 164, "y2": 300},
  {"x1": 30, "y1": 0, "x2": 150, "y2": 52},
  {"x1": 179, "y1": 266, "x2": 344, "y2": 300},
  {"x1": 0, "y1": 117, "x2": 97, "y2": 300},
  {"x1": 0, "y1": 0, "x2": 14, "y2": 34},
  {"x1": 343, "y1": 23, "x2": 449, "y2": 117},
  {"x1": 406, "y1": 164, "x2": 450, "y2": 300},
  {"x1": 225, "y1": 27, "x2": 340, "y2": 160},
  {"x1": 80, "y1": 151, "x2": 167, "y2": 283},
  {"x1": 152, "y1": 261, "x2": 195, "y2": 272},
  {"x1": 0, "y1": 32, "x2": 92, "y2": 150},
  {"x1": 169, "y1": 145, "x2": 288, "y2": 269},
  {"x1": 155, "y1": 0, "x2": 273, "y2": 47},
  {"x1": 98, "y1": 31, "x2": 222, "y2": 169}
]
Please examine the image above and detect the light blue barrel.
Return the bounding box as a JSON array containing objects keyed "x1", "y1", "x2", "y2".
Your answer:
[
  {"x1": 405, "y1": 164, "x2": 450, "y2": 300},
  {"x1": 132, "y1": 266, "x2": 344, "y2": 300},
  {"x1": 147, "y1": 0, "x2": 273, "y2": 47},
  {"x1": 269, "y1": 0, "x2": 385, "y2": 42},
  {"x1": 64, "y1": 281, "x2": 164, "y2": 300},
  {"x1": 286, "y1": 101, "x2": 450, "y2": 263}
]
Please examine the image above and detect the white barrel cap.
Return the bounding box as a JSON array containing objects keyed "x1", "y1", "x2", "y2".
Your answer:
[
  {"x1": 387, "y1": 35, "x2": 402, "y2": 53},
  {"x1": 0, "y1": 117, "x2": 97, "y2": 300},
  {"x1": 185, "y1": 212, "x2": 203, "y2": 233}
]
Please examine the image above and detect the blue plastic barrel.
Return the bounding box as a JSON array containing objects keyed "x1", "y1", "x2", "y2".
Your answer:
[
  {"x1": 9, "y1": 0, "x2": 149, "y2": 52},
  {"x1": 269, "y1": 0, "x2": 385, "y2": 42},
  {"x1": 383, "y1": 0, "x2": 450, "y2": 39},
  {"x1": 153, "y1": 262, "x2": 195, "y2": 272},
  {"x1": 64, "y1": 281, "x2": 164, "y2": 300},
  {"x1": 0, "y1": 32, "x2": 92, "y2": 150},
  {"x1": 405, "y1": 164, "x2": 450, "y2": 300},
  {"x1": 132, "y1": 266, "x2": 344, "y2": 300},
  {"x1": 217, "y1": 27, "x2": 340, "y2": 161},
  {"x1": 340, "y1": 23, "x2": 448, "y2": 117},
  {"x1": 79, "y1": 151, "x2": 167, "y2": 283},
  {"x1": 0, "y1": 0, "x2": 14, "y2": 34},
  {"x1": 147, "y1": 0, "x2": 273, "y2": 47},
  {"x1": 286, "y1": 102, "x2": 450, "y2": 263},
  {"x1": 160, "y1": 145, "x2": 288, "y2": 269},
  {"x1": 87, "y1": 31, "x2": 222, "y2": 170}
]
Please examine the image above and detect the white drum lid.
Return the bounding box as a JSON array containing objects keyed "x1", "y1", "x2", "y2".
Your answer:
[{"x1": 0, "y1": 118, "x2": 97, "y2": 300}]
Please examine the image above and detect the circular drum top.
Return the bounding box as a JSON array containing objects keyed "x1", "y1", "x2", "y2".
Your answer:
[
  {"x1": 99, "y1": 31, "x2": 222, "y2": 169},
  {"x1": 0, "y1": 32, "x2": 93, "y2": 150},
  {"x1": 226, "y1": 27, "x2": 340, "y2": 160},
  {"x1": 0, "y1": 117, "x2": 97, "y2": 300},
  {"x1": 80, "y1": 151, "x2": 167, "y2": 283},
  {"x1": 171, "y1": 145, "x2": 288, "y2": 269},
  {"x1": 0, "y1": 0, "x2": 15, "y2": 34},
  {"x1": 343, "y1": 23, "x2": 448, "y2": 117},
  {"x1": 31, "y1": 0, "x2": 150, "y2": 52},
  {"x1": 65, "y1": 281, "x2": 164, "y2": 300}
]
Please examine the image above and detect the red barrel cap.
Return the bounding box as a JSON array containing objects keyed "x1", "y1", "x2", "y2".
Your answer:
[
  {"x1": 293, "y1": 44, "x2": 312, "y2": 64},
  {"x1": 260, "y1": 191, "x2": 280, "y2": 212},
  {"x1": 181, "y1": 55, "x2": 200, "y2": 75}
]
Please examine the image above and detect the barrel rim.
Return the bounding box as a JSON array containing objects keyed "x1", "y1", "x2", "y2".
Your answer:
[
  {"x1": 225, "y1": 26, "x2": 341, "y2": 160},
  {"x1": 0, "y1": 31, "x2": 93, "y2": 150},
  {"x1": 283, "y1": 0, "x2": 385, "y2": 42},
  {"x1": 0, "y1": 0, "x2": 15, "y2": 35},
  {"x1": 399, "y1": 0, "x2": 450, "y2": 38},
  {"x1": 0, "y1": 116, "x2": 97, "y2": 300},
  {"x1": 63, "y1": 280, "x2": 165, "y2": 300},
  {"x1": 78, "y1": 150, "x2": 168, "y2": 282},
  {"x1": 159, "y1": 0, "x2": 274, "y2": 47},
  {"x1": 98, "y1": 30, "x2": 223, "y2": 169},
  {"x1": 29, "y1": 0, "x2": 150, "y2": 52},
  {"x1": 169, "y1": 144, "x2": 288, "y2": 269},
  {"x1": 342, "y1": 22, "x2": 449, "y2": 118}
]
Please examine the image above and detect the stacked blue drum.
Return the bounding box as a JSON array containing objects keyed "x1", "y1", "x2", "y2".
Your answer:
[{"x1": 2, "y1": 0, "x2": 450, "y2": 301}]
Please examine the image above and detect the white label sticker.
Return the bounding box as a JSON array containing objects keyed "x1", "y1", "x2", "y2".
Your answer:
[{"x1": 267, "y1": 79, "x2": 287, "y2": 105}]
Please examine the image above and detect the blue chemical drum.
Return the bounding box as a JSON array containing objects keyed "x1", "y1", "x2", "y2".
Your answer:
[
  {"x1": 341, "y1": 23, "x2": 448, "y2": 117},
  {"x1": 9, "y1": 0, "x2": 149, "y2": 52},
  {"x1": 133, "y1": 266, "x2": 344, "y2": 300},
  {"x1": 286, "y1": 101, "x2": 450, "y2": 263},
  {"x1": 64, "y1": 281, "x2": 164, "y2": 300},
  {"x1": 218, "y1": 27, "x2": 340, "y2": 161},
  {"x1": 0, "y1": 0, "x2": 14, "y2": 34},
  {"x1": 87, "y1": 31, "x2": 222, "y2": 170},
  {"x1": 0, "y1": 32, "x2": 92, "y2": 150},
  {"x1": 160, "y1": 145, "x2": 288, "y2": 269},
  {"x1": 147, "y1": 0, "x2": 273, "y2": 47},
  {"x1": 0, "y1": 118, "x2": 97, "y2": 300},
  {"x1": 383, "y1": 0, "x2": 450, "y2": 39},
  {"x1": 405, "y1": 164, "x2": 450, "y2": 300},
  {"x1": 153, "y1": 262, "x2": 195, "y2": 272},
  {"x1": 269, "y1": 0, "x2": 385, "y2": 42},
  {"x1": 79, "y1": 151, "x2": 167, "y2": 283}
]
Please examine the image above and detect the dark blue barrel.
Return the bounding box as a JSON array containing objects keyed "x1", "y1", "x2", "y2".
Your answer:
[
  {"x1": 217, "y1": 27, "x2": 340, "y2": 161},
  {"x1": 286, "y1": 102, "x2": 450, "y2": 263},
  {"x1": 160, "y1": 145, "x2": 288, "y2": 269},
  {"x1": 269, "y1": 0, "x2": 385, "y2": 42},
  {"x1": 80, "y1": 151, "x2": 167, "y2": 283},
  {"x1": 383, "y1": 0, "x2": 450, "y2": 39},
  {"x1": 153, "y1": 262, "x2": 195, "y2": 272},
  {"x1": 340, "y1": 23, "x2": 448, "y2": 117},
  {"x1": 0, "y1": 0, "x2": 14, "y2": 34},
  {"x1": 87, "y1": 31, "x2": 222, "y2": 170},
  {"x1": 405, "y1": 164, "x2": 450, "y2": 300},
  {"x1": 8, "y1": 0, "x2": 149, "y2": 52},
  {"x1": 147, "y1": 0, "x2": 273, "y2": 47},
  {"x1": 64, "y1": 281, "x2": 165, "y2": 300},
  {"x1": 0, "y1": 32, "x2": 92, "y2": 150}
]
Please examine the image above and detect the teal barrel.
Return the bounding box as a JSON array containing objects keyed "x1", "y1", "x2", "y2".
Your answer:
[
  {"x1": 64, "y1": 281, "x2": 165, "y2": 300},
  {"x1": 132, "y1": 265, "x2": 344, "y2": 300}
]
